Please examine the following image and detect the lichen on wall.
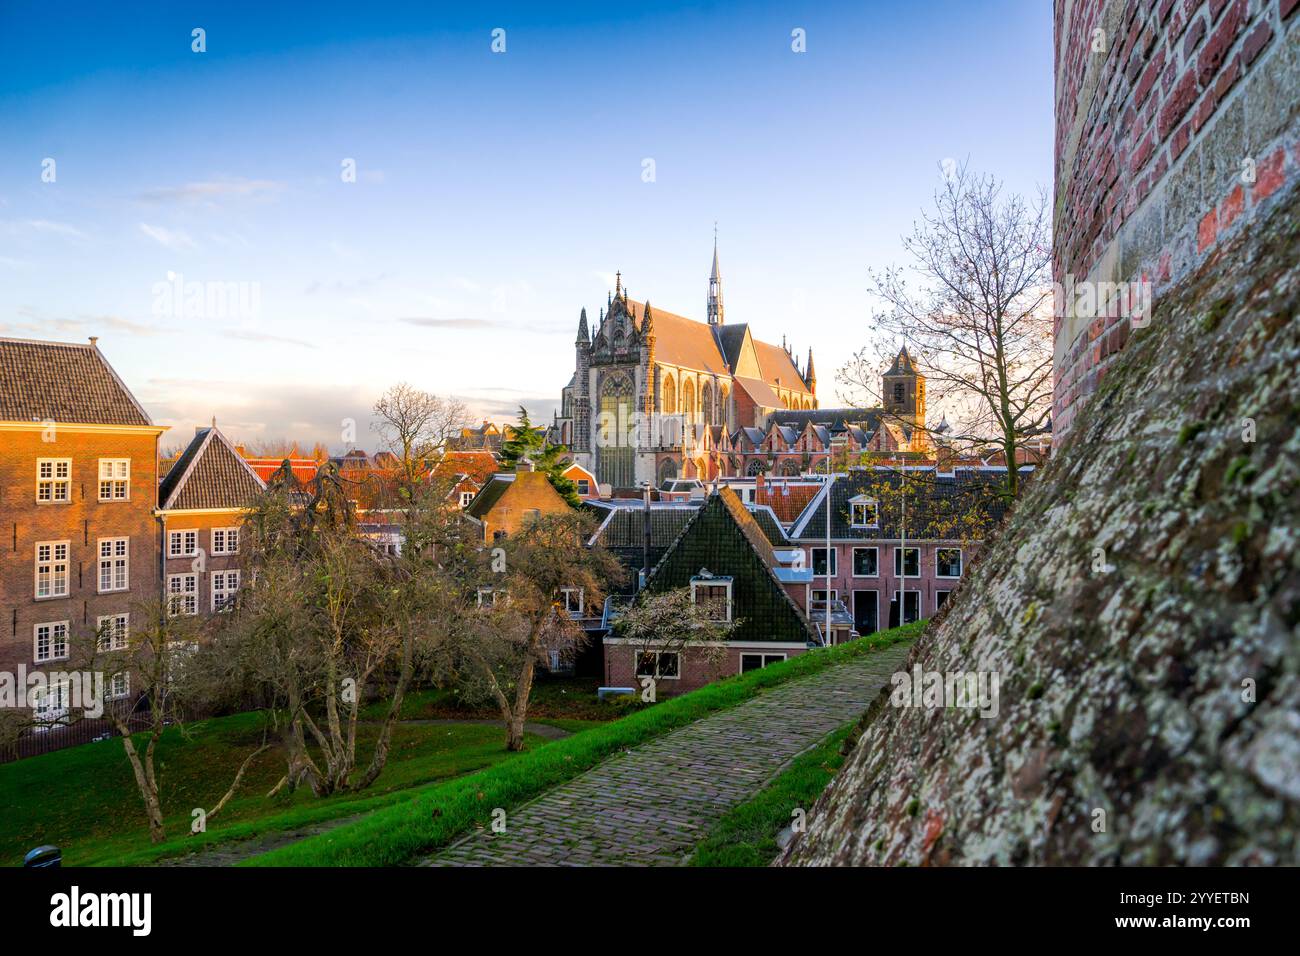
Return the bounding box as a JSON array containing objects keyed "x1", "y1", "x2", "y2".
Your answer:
[{"x1": 780, "y1": 189, "x2": 1300, "y2": 867}]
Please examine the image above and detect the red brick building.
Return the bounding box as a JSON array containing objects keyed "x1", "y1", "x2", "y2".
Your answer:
[
  {"x1": 0, "y1": 338, "x2": 166, "y2": 714},
  {"x1": 157, "y1": 424, "x2": 266, "y2": 619},
  {"x1": 1053, "y1": 0, "x2": 1300, "y2": 436}
]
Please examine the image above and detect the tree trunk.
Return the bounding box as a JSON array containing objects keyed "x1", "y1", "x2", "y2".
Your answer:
[
  {"x1": 119, "y1": 732, "x2": 166, "y2": 843},
  {"x1": 506, "y1": 658, "x2": 537, "y2": 752}
]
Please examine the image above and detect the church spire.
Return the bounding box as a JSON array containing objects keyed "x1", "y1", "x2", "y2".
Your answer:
[
  {"x1": 576, "y1": 307, "x2": 589, "y2": 345},
  {"x1": 706, "y1": 229, "x2": 724, "y2": 326},
  {"x1": 805, "y1": 347, "x2": 816, "y2": 390}
]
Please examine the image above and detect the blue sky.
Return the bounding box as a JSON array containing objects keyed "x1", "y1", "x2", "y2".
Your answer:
[{"x1": 0, "y1": 0, "x2": 1053, "y2": 452}]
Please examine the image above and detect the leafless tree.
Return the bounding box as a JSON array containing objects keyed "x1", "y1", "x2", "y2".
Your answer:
[
  {"x1": 838, "y1": 162, "x2": 1053, "y2": 497},
  {"x1": 371, "y1": 383, "x2": 471, "y2": 490},
  {"x1": 613, "y1": 586, "x2": 737, "y2": 698}
]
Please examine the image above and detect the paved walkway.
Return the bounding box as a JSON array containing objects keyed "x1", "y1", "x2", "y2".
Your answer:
[{"x1": 424, "y1": 642, "x2": 911, "y2": 867}]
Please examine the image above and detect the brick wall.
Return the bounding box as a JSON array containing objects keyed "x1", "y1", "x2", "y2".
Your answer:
[
  {"x1": 603, "y1": 641, "x2": 813, "y2": 694},
  {"x1": 160, "y1": 510, "x2": 248, "y2": 618},
  {"x1": 1053, "y1": 0, "x2": 1299, "y2": 436},
  {"x1": 0, "y1": 427, "x2": 161, "y2": 676},
  {"x1": 479, "y1": 471, "x2": 571, "y2": 541}
]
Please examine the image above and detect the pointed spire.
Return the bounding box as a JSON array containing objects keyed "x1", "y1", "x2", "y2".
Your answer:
[
  {"x1": 706, "y1": 231, "x2": 724, "y2": 326},
  {"x1": 615, "y1": 270, "x2": 622, "y2": 296},
  {"x1": 576, "y1": 307, "x2": 589, "y2": 345},
  {"x1": 805, "y1": 347, "x2": 816, "y2": 388},
  {"x1": 642, "y1": 300, "x2": 654, "y2": 338}
]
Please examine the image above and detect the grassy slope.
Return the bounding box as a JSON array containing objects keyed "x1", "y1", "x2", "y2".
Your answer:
[
  {"x1": 0, "y1": 714, "x2": 550, "y2": 867},
  {"x1": 246, "y1": 622, "x2": 923, "y2": 867},
  {"x1": 689, "y1": 723, "x2": 852, "y2": 867}
]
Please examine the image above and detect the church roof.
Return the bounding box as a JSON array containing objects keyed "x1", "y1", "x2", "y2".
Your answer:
[
  {"x1": 886, "y1": 347, "x2": 917, "y2": 376},
  {"x1": 752, "y1": 339, "x2": 805, "y2": 390},
  {"x1": 626, "y1": 300, "x2": 730, "y2": 376}
]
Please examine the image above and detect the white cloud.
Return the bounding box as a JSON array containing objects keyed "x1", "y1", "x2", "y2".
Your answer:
[
  {"x1": 137, "y1": 178, "x2": 283, "y2": 204},
  {"x1": 139, "y1": 223, "x2": 196, "y2": 250}
]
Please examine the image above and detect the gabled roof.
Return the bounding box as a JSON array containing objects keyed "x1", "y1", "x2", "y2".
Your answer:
[
  {"x1": 160, "y1": 426, "x2": 267, "y2": 511},
  {"x1": 0, "y1": 338, "x2": 153, "y2": 426},
  {"x1": 433, "y1": 450, "x2": 499, "y2": 486},
  {"x1": 463, "y1": 474, "x2": 515, "y2": 519},
  {"x1": 643, "y1": 487, "x2": 814, "y2": 644},
  {"x1": 768, "y1": 407, "x2": 883, "y2": 432},
  {"x1": 625, "y1": 300, "x2": 730, "y2": 375},
  {"x1": 885, "y1": 347, "x2": 917, "y2": 376}
]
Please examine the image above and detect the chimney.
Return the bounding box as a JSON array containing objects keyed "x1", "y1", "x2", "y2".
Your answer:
[
  {"x1": 88, "y1": 336, "x2": 98, "y2": 349},
  {"x1": 518, "y1": 457, "x2": 535, "y2": 473}
]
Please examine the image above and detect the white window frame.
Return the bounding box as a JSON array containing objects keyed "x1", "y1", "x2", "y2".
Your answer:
[
  {"x1": 35, "y1": 540, "x2": 70, "y2": 599},
  {"x1": 168, "y1": 529, "x2": 199, "y2": 558},
  {"x1": 739, "y1": 652, "x2": 787, "y2": 674},
  {"x1": 97, "y1": 458, "x2": 130, "y2": 501},
  {"x1": 36, "y1": 458, "x2": 71, "y2": 504},
  {"x1": 561, "y1": 587, "x2": 584, "y2": 615},
  {"x1": 34, "y1": 621, "x2": 70, "y2": 663},
  {"x1": 108, "y1": 671, "x2": 130, "y2": 700},
  {"x1": 459, "y1": 491, "x2": 475, "y2": 508},
  {"x1": 634, "y1": 650, "x2": 681, "y2": 681},
  {"x1": 851, "y1": 546, "x2": 879, "y2": 578},
  {"x1": 211, "y1": 569, "x2": 241, "y2": 611},
  {"x1": 849, "y1": 496, "x2": 879, "y2": 529},
  {"x1": 211, "y1": 527, "x2": 240, "y2": 556},
  {"x1": 167, "y1": 573, "x2": 198, "y2": 616},
  {"x1": 32, "y1": 680, "x2": 71, "y2": 727},
  {"x1": 575, "y1": 479, "x2": 591, "y2": 496},
  {"x1": 936, "y1": 547, "x2": 963, "y2": 579},
  {"x1": 690, "y1": 577, "x2": 733, "y2": 622},
  {"x1": 893, "y1": 589, "x2": 922, "y2": 625},
  {"x1": 97, "y1": 613, "x2": 129, "y2": 651},
  {"x1": 893, "y1": 546, "x2": 921, "y2": 579},
  {"x1": 97, "y1": 536, "x2": 129, "y2": 593},
  {"x1": 810, "y1": 547, "x2": 837, "y2": 578}
]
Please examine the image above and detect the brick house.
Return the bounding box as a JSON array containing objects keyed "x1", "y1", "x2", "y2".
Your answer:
[
  {"x1": 462, "y1": 463, "x2": 572, "y2": 543},
  {"x1": 0, "y1": 337, "x2": 167, "y2": 716},
  {"x1": 157, "y1": 424, "x2": 266, "y2": 619},
  {"x1": 788, "y1": 466, "x2": 1023, "y2": 639},
  {"x1": 606, "y1": 486, "x2": 817, "y2": 693}
]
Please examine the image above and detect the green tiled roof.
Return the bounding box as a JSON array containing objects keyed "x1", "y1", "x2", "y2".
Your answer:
[{"x1": 644, "y1": 487, "x2": 814, "y2": 645}]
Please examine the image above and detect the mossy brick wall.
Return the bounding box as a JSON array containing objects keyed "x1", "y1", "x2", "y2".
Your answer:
[{"x1": 1053, "y1": 0, "x2": 1300, "y2": 437}]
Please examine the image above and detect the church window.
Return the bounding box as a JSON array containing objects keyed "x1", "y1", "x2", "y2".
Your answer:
[
  {"x1": 662, "y1": 375, "x2": 676, "y2": 414},
  {"x1": 893, "y1": 383, "x2": 905, "y2": 403},
  {"x1": 682, "y1": 380, "x2": 696, "y2": 420}
]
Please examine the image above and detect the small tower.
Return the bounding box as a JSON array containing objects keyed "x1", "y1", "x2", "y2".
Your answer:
[
  {"x1": 574, "y1": 308, "x2": 592, "y2": 452},
  {"x1": 641, "y1": 301, "x2": 657, "y2": 420},
  {"x1": 882, "y1": 346, "x2": 925, "y2": 429},
  {"x1": 805, "y1": 347, "x2": 817, "y2": 396},
  {"x1": 706, "y1": 233, "x2": 724, "y2": 326}
]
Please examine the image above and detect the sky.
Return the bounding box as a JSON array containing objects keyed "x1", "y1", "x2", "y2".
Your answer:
[{"x1": 0, "y1": 0, "x2": 1054, "y2": 454}]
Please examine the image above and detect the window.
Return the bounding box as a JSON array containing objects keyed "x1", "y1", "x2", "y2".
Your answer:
[
  {"x1": 811, "y1": 547, "x2": 837, "y2": 577},
  {"x1": 32, "y1": 681, "x2": 71, "y2": 727},
  {"x1": 690, "y1": 577, "x2": 733, "y2": 621},
  {"x1": 894, "y1": 590, "x2": 921, "y2": 624},
  {"x1": 575, "y1": 479, "x2": 591, "y2": 495},
  {"x1": 459, "y1": 491, "x2": 475, "y2": 508},
  {"x1": 740, "y1": 653, "x2": 787, "y2": 673},
  {"x1": 169, "y1": 530, "x2": 199, "y2": 558},
  {"x1": 893, "y1": 383, "x2": 904, "y2": 403},
  {"x1": 34, "y1": 621, "x2": 69, "y2": 662},
  {"x1": 97, "y1": 613, "x2": 129, "y2": 651},
  {"x1": 98, "y1": 537, "x2": 129, "y2": 592},
  {"x1": 936, "y1": 548, "x2": 963, "y2": 578},
  {"x1": 35, "y1": 541, "x2": 70, "y2": 598},
  {"x1": 811, "y1": 589, "x2": 839, "y2": 604},
  {"x1": 635, "y1": 651, "x2": 680, "y2": 680},
  {"x1": 849, "y1": 497, "x2": 879, "y2": 528},
  {"x1": 167, "y1": 574, "x2": 198, "y2": 616},
  {"x1": 852, "y1": 547, "x2": 879, "y2": 577},
  {"x1": 108, "y1": 672, "x2": 130, "y2": 700},
  {"x1": 894, "y1": 547, "x2": 920, "y2": 578},
  {"x1": 212, "y1": 570, "x2": 241, "y2": 611},
  {"x1": 561, "y1": 587, "x2": 584, "y2": 615},
  {"x1": 36, "y1": 458, "x2": 71, "y2": 503},
  {"x1": 98, "y1": 458, "x2": 130, "y2": 500},
  {"x1": 936, "y1": 590, "x2": 951, "y2": 612},
  {"x1": 211, "y1": 527, "x2": 240, "y2": 555}
]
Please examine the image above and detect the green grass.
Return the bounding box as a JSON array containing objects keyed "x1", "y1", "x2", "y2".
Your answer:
[
  {"x1": 245, "y1": 622, "x2": 923, "y2": 867},
  {"x1": 0, "y1": 713, "x2": 551, "y2": 867},
  {"x1": 688, "y1": 723, "x2": 853, "y2": 867}
]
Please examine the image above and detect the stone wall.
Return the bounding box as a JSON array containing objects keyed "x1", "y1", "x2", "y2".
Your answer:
[
  {"x1": 1053, "y1": 0, "x2": 1299, "y2": 437},
  {"x1": 780, "y1": 183, "x2": 1300, "y2": 866}
]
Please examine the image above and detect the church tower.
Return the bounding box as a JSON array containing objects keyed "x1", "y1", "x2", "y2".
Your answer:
[
  {"x1": 882, "y1": 346, "x2": 925, "y2": 429},
  {"x1": 706, "y1": 235, "x2": 724, "y2": 326}
]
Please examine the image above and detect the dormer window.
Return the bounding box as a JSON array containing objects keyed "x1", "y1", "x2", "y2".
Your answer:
[
  {"x1": 690, "y1": 573, "x2": 733, "y2": 622},
  {"x1": 849, "y1": 496, "x2": 879, "y2": 528}
]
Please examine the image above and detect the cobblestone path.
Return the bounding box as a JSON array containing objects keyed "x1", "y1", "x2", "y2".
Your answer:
[{"x1": 425, "y1": 642, "x2": 911, "y2": 866}]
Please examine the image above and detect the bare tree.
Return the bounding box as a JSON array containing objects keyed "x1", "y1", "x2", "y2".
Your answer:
[
  {"x1": 456, "y1": 512, "x2": 624, "y2": 751},
  {"x1": 613, "y1": 586, "x2": 737, "y2": 699},
  {"x1": 371, "y1": 384, "x2": 471, "y2": 491},
  {"x1": 838, "y1": 162, "x2": 1053, "y2": 497}
]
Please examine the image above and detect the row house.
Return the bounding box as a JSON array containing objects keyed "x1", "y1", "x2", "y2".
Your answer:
[
  {"x1": 0, "y1": 338, "x2": 167, "y2": 716},
  {"x1": 157, "y1": 424, "x2": 266, "y2": 619},
  {"x1": 787, "y1": 466, "x2": 1026, "y2": 639}
]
